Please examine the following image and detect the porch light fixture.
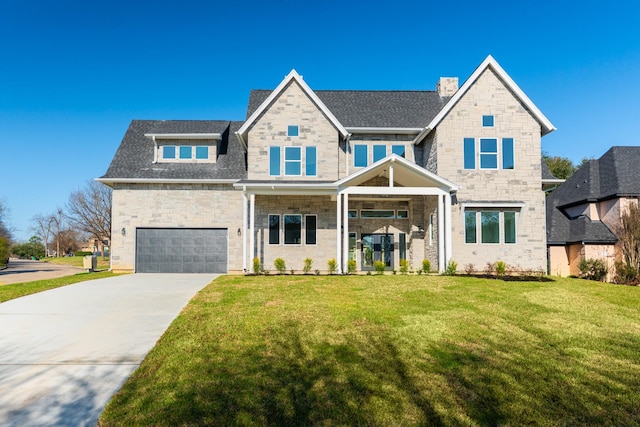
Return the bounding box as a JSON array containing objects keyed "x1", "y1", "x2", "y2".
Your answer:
[
  {"x1": 237, "y1": 228, "x2": 242, "y2": 236},
  {"x1": 121, "y1": 227, "x2": 126, "y2": 236}
]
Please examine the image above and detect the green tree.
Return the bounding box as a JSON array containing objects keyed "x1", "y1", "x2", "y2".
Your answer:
[
  {"x1": 543, "y1": 153, "x2": 576, "y2": 180},
  {"x1": 12, "y1": 236, "x2": 45, "y2": 259},
  {"x1": 0, "y1": 237, "x2": 9, "y2": 266}
]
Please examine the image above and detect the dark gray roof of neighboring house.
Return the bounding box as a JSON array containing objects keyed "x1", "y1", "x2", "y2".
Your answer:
[
  {"x1": 541, "y1": 160, "x2": 558, "y2": 180},
  {"x1": 100, "y1": 120, "x2": 246, "y2": 181},
  {"x1": 247, "y1": 89, "x2": 449, "y2": 128},
  {"x1": 545, "y1": 146, "x2": 640, "y2": 245}
]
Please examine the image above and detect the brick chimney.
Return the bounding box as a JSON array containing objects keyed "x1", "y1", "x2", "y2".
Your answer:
[{"x1": 436, "y1": 77, "x2": 458, "y2": 97}]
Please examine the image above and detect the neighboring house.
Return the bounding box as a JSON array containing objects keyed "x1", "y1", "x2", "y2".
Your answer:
[
  {"x1": 98, "y1": 55, "x2": 556, "y2": 274},
  {"x1": 547, "y1": 146, "x2": 640, "y2": 277}
]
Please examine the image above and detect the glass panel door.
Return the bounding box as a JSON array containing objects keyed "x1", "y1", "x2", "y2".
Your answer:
[
  {"x1": 361, "y1": 235, "x2": 375, "y2": 270},
  {"x1": 361, "y1": 234, "x2": 394, "y2": 270}
]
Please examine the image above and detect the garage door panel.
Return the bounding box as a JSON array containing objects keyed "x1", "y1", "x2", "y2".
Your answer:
[{"x1": 136, "y1": 228, "x2": 227, "y2": 273}]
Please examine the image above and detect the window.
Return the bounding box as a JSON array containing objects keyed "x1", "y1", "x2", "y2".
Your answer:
[
  {"x1": 504, "y1": 211, "x2": 516, "y2": 244},
  {"x1": 285, "y1": 147, "x2": 301, "y2": 175},
  {"x1": 465, "y1": 211, "x2": 477, "y2": 243},
  {"x1": 463, "y1": 138, "x2": 475, "y2": 169},
  {"x1": 481, "y1": 212, "x2": 500, "y2": 243},
  {"x1": 373, "y1": 145, "x2": 386, "y2": 162},
  {"x1": 284, "y1": 215, "x2": 301, "y2": 244},
  {"x1": 348, "y1": 210, "x2": 358, "y2": 218},
  {"x1": 288, "y1": 125, "x2": 299, "y2": 137},
  {"x1": 480, "y1": 138, "x2": 498, "y2": 169},
  {"x1": 397, "y1": 210, "x2": 409, "y2": 219},
  {"x1": 348, "y1": 232, "x2": 357, "y2": 261},
  {"x1": 465, "y1": 210, "x2": 517, "y2": 244},
  {"x1": 392, "y1": 145, "x2": 405, "y2": 157},
  {"x1": 305, "y1": 215, "x2": 317, "y2": 245},
  {"x1": 306, "y1": 146, "x2": 316, "y2": 176},
  {"x1": 179, "y1": 146, "x2": 192, "y2": 159},
  {"x1": 195, "y1": 146, "x2": 208, "y2": 159},
  {"x1": 163, "y1": 146, "x2": 176, "y2": 159},
  {"x1": 399, "y1": 233, "x2": 407, "y2": 261},
  {"x1": 482, "y1": 115, "x2": 494, "y2": 127},
  {"x1": 354, "y1": 145, "x2": 368, "y2": 167},
  {"x1": 268, "y1": 215, "x2": 280, "y2": 244},
  {"x1": 502, "y1": 138, "x2": 514, "y2": 169},
  {"x1": 269, "y1": 147, "x2": 280, "y2": 176},
  {"x1": 360, "y1": 210, "x2": 395, "y2": 219}
]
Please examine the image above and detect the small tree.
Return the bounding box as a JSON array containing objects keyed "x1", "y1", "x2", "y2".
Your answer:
[
  {"x1": 617, "y1": 202, "x2": 640, "y2": 273},
  {"x1": 495, "y1": 261, "x2": 507, "y2": 277}
]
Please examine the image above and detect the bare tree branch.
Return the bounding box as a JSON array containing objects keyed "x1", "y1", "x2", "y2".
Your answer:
[{"x1": 66, "y1": 181, "x2": 112, "y2": 243}]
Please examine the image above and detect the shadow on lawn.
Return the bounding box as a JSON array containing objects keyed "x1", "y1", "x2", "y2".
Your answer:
[{"x1": 131, "y1": 322, "x2": 640, "y2": 425}]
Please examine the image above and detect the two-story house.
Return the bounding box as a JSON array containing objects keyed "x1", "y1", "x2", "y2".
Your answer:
[{"x1": 99, "y1": 55, "x2": 555, "y2": 274}]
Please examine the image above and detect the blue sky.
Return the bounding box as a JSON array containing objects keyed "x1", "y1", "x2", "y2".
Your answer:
[{"x1": 1, "y1": 0, "x2": 639, "y2": 242}]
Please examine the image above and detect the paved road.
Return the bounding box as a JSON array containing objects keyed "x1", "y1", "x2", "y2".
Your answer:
[
  {"x1": 0, "y1": 273, "x2": 217, "y2": 426},
  {"x1": 0, "y1": 259, "x2": 82, "y2": 285}
]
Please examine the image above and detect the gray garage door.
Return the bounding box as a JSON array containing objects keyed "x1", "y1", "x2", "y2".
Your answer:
[{"x1": 136, "y1": 228, "x2": 227, "y2": 273}]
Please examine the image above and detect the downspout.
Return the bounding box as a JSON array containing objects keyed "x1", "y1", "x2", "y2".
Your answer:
[
  {"x1": 344, "y1": 133, "x2": 352, "y2": 178},
  {"x1": 152, "y1": 135, "x2": 158, "y2": 163}
]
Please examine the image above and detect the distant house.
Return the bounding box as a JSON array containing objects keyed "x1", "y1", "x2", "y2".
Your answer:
[
  {"x1": 99, "y1": 55, "x2": 556, "y2": 274},
  {"x1": 547, "y1": 146, "x2": 640, "y2": 277}
]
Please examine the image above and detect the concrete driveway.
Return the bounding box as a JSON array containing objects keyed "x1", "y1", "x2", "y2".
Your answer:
[{"x1": 0, "y1": 273, "x2": 218, "y2": 426}]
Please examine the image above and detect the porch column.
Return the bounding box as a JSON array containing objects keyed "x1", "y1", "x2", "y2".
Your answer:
[
  {"x1": 438, "y1": 193, "x2": 445, "y2": 272},
  {"x1": 242, "y1": 189, "x2": 248, "y2": 272},
  {"x1": 336, "y1": 192, "x2": 342, "y2": 274},
  {"x1": 444, "y1": 193, "x2": 452, "y2": 267},
  {"x1": 249, "y1": 193, "x2": 255, "y2": 268},
  {"x1": 343, "y1": 192, "x2": 349, "y2": 273}
]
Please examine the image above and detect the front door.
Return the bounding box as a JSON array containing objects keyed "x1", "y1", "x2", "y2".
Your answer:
[{"x1": 361, "y1": 234, "x2": 394, "y2": 271}]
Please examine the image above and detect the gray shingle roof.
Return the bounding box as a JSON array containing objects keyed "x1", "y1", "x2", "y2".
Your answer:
[
  {"x1": 100, "y1": 120, "x2": 246, "y2": 181},
  {"x1": 247, "y1": 89, "x2": 449, "y2": 128},
  {"x1": 546, "y1": 146, "x2": 640, "y2": 244}
]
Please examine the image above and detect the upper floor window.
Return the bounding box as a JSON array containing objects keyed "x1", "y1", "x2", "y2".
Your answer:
[
  {"x1": 306, "y1": 147, "x2": 316, "y2": 176},
  {"x1": 502, "y1": 138, "x2": 514, "y2": 169},
  {"x1": 179, "y1": 146, "x2": 192, "y2": 159},
  {"x1": 285, "y1": 147, "x2": 301, "y2": 175},
  {"x1": 163, "y1": 146, "x2": 176, "y2": 159},
  {"x1": 354, "y1": 145, "x2": 368, "y2": 167},
  {"x1": 270, "y1": 147, "x2": 280, "y2": 176},
  {"x1": 195, "y1": 146, "x2": 208, "y2": 159},
  {"x1": 373, "y1": 145, "x2": 386, "y2": 162},
  {"x1": 482, "y1": 115, "x2": 494, "y2": 127},
  {"x1": 480, "y1": 138, "x2": 498, "y2": 169},
  {"x1": 391, "y1": 145, "x2": 405, "y2": 157},
  {"x1": 463, "y1": 138, "x2": 475, "y2": 169},
  {"x1": 287, "y1": 125, "x2": 299, "y2": 137}
]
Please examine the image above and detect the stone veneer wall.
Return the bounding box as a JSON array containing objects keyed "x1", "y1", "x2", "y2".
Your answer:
[
  {"x1": 111, "y1": 183, "x2": 244, "y2": 273},
  {"x1": 247, "y1": 81, "x2": 342, "y2": 181},
  {"x1": 433, "y1": 67, "x2": 546, "y2": 271}
]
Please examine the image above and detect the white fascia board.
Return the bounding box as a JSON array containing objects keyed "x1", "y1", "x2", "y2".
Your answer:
[
  {"x1": 144, "y1": 133, "x2": 222, "y2": 140},
  {"x1": 236, "y1": 69, "x2": 349, "y2": 139},
  {"x1": 346, "y1": 127, "x2": 423, "y2": 135},
  {"x1": 542, "y1": 178, "x2": 565, "y2": 184},
  {"x1": 460, "y1": 201, "x2": 526, "y2": 209},
  {"x1": 422, "y1": 55, "x2": 556, "y2": 141},
  {"x1": 96, "y1": 178, "x2": 239, "y2": 186},
  {"x1": 342, "y1": 187, "x2": 446, "y2": 196},
  {"x1": 335, "y1": 154, "x2": 459, "y2": 191}
]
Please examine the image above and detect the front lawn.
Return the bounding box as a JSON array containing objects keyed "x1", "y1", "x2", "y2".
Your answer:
[
  {"x1": 100, "y1": 275, "x2": 640, "y2": 426},
  {"x1": 43, "y1": 255, "x2": 110, "y2": 270},
  {"x1": 0, "y1": 271, "x2": 119, "y2": 303}
]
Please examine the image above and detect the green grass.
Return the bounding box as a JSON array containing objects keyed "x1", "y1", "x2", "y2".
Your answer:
[
  {"x1": 0, "y1": 271, "x2": 119, "y2": 303},
  {"x1": 43, "y1": 255, "x2": 110, "y2": 269},
  {"x1": 100, "y1": 275, "x2": 640, "y2": 426}
]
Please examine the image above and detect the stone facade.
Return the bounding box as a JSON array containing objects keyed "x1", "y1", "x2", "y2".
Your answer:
[
  {"x1": 110, "y1": 183, "x2": 244, "y2": 273},
  {"x1": 426, "y1": 68, "x2": 546, "y2": 271}
]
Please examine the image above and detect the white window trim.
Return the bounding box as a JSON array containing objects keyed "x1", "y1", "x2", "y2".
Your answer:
[
  {"x1": 287, "y1": 125, "x2": 299, "y2": 137},
  {"x1": 479, "y1": 138, "x2": 498, "y2": 170},
  {"x1": 354, "y1": 144, "x2": 368, "y2": 168},
  {"x1": 373, "y1": 144, "x2": 387, "y2": 163},
  {"x1": 283, "y1": 214, "x2": 302, "y2": 245},
  {"x1": 463, "y1": 208, "x2": 519, "y2": 245},
  {"x1": 268, "y1": 214, "x2": 280, "y2": 245},
  {"x1": 482, "y1": 115, "x2": 495, "y2": 128},
  {"x1": 304, "y1": 214, "x2": 317, "y2": 246},
  {"x1": 305, "y1": 146, "x2": 317, "y2": 177},
  {"x1": 284, "y1": 146, "x2": 302, "y2": 176}
]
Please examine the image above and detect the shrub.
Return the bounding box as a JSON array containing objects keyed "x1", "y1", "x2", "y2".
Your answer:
[
  {"x1": 578, "y1": 258, "x2": 608, "y2": 281},
  {"x1": 399, "y1": 259, "x2": 409, "y2": 274},
  {"x1": 290, "y1": 269, "x2": 295, "y2": 275},
  {"x1": 464, "y1": 263, "x2": 475, "y2": 275},
  {"x1": 327, "y1": 258, "x2": 338, "y2": 275},
  {"x1": 252, "y1": 257, "x2": 261, "y2": 274},
  {"x1": 444, "y1": 260, "x2": 457, "y2": 276},
  {"x1": 303, "y1": 258, "x2": 313, "y2": 274},
  {"x1": 614, "y1": 261, "x2": 639, "y2": 284},
  {"x1": 484, "y1": 262, "x2": 495, "y2": 275},
  {"x1": 274, "y1": 257, "x2": 286, "y2": 275},
  {"x1": 347, "y1": 259, "x2": 357, "y2": 274},
  {"x1": 495, "y1": 261, "x2": 507, "y2": 277},
  {"x1": 374, "y1": 260, "x2": 386, "y2": 274},
  {"x1": 422, "y1": 259, "x2": 431, "y2": 274}
]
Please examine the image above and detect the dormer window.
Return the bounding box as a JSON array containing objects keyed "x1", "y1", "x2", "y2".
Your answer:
[
  {"x1": 179, "y1": 146, "x2": 192, "y2": 159},
  {"x1": 163, "y1": 146, "x2": 176, "y2": 159},
  {"x1": 288, "y1": 125, "x2": 299, "y2": 137}
]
